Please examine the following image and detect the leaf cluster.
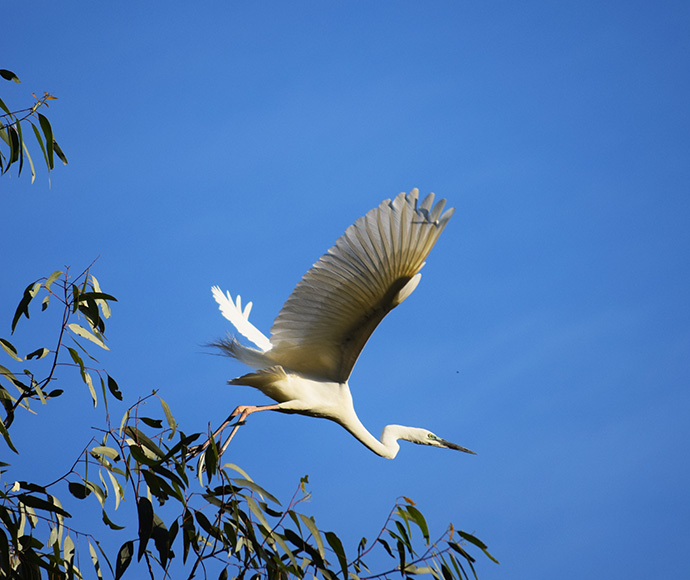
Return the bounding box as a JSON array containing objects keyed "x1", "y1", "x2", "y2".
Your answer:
[{"x1": 0, "y1": 69, "x2": 67, "y2": 183}]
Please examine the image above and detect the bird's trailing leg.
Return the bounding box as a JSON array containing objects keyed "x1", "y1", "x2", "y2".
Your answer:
[
  {"x1": 190, "y1": 403, "x2": 284, "y2": 459},
  {"x1": 217, "y1": 403, "x2": 282, "y2": 455}
]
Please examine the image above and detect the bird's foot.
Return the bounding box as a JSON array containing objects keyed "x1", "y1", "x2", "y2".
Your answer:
[{"x1": 229, "y1": 405, "x2": 260, "y2": 423}]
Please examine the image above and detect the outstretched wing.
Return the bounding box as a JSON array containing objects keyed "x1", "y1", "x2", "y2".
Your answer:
[{"x1": 267, "y1": 188, "x2": 454, "y2": 383}]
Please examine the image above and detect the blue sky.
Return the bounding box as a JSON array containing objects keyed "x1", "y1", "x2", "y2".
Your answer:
[{"x1": 2, "y1": 1, "x2": 689, "y2": 578}]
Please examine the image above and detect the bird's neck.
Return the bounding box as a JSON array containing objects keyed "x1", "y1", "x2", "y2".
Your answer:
[
  {"x1": 337, "y1": 412, "x2": 406, "y2": 459},
  {"x1": 327, "y1": 384, "x2": 405, "y2": 459}
]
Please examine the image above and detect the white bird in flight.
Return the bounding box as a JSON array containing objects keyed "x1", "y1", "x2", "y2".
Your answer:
[{"x1": 209, "y1": 188, "x2": 475, "y2": 459}]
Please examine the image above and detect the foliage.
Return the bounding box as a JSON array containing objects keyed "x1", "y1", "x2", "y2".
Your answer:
[
  {"x1": 0, "y1": 69, "x2": 68, "y2": 183},
  {"x1": 0, "y1": 267, "x2": 497, "y2": 579}
]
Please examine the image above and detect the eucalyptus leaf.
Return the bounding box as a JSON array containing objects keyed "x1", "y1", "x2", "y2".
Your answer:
[
  {"x1": 37, "y1": 113, "x2": 53, "y2": 168},
  {"x1": 115, "y1": 540, "x2": 133, "y2": 580},
  {"x1": 45, "y1": 270, "x2": 63, "y2": 292},
  {"x1": 89, "y1": 541, "x2": 103, "y2": 580},
  {"x1": 68, "y1": 482, "x2": 91, "y2": 500},
  {"x1": 0, "y1": 69, "x2": 20, "y2": 83},
  {"x1": 25, "y1": 347, "x2": 49, "y2": 360},
  {"x1": 325, "y1": 531, "x2": 348, "y2": 580},
  {"x1": 67, "y1": 323, "x2": 109, "y2": 350},
  {"x1": 0, "y1": 338, "x2": 22, "y2": 361},
  {"x1": 137, "y1": 497, "x2": 154, "y2": 561},
  {"x1": 107, "y1": 374, "x2": 123, "y2": 401},
  {"x1": 102, "y1": 509, "x2": 125, "y2": 531}
]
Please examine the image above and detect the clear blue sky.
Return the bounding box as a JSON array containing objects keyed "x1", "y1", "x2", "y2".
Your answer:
[{"x1": 2, "y1": 1, "x2": 689, "y2": 578}]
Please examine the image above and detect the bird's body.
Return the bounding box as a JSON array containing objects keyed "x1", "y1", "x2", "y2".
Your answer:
[{"x1": 210, "y1": 188, "x2": 474, "y2": 459}]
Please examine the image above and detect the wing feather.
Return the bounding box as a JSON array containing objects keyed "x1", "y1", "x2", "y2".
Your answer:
[{"x1": 267, "y1": 189, "x2": 454, "y2": 382}]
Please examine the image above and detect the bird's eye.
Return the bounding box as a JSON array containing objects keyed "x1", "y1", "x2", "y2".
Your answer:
[{"x1": 427, "y1": 433, "x2": 435, "y2": 440}]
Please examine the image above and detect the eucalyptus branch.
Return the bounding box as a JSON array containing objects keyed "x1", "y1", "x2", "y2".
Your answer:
[{"x1": 0, "y1": 92, "x2": 56, "y2": 130}]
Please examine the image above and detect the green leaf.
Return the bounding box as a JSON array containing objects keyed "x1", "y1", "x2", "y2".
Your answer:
[
  {"x1": 125, "y1": 426, "x2": 164, "y2": 459},
  {"x1": 456, "y1": 531, "x2": 499, "y2": 564},
  {"x1": 67, "y1": 346, "x2": 85, "y2": 374},
  {"x1": 141, "y1": 417, "x2": 163, "y2": 428},
  {"x1": 159, "y1": 396, "x2": 176, "y2": 437},
  {"x1": 246, "y1": 496, "x2": 271, "y2": 532},
  {"x1": 195, "y1": 510, "x2": 221, "y2": 540},
  {"x1": 30, "y1": 121, "x2": 49, "y2": 169},
  {"x1": 89, "y1": 541, "x2": 104, "y2": 580},
  {"x1": 182, "y1": 509, "x2": 195, "y2": 564},
  {"x1": 17, "y1": 493, "x2": 71, "y2": 517},
  {"x1": 90, "y1": 276, "x2": 111, "y2": 318},
  {"x1": 102, "y1": 509, "x2": 125, "y2": 530},
  {"x1": 129, "y1": 445, "x2": 160, "y2": 467},
  {"x1": 85, "y1": 371, "x2": 97, "y2": 407},
  {"x1": 142, "y1": 469, "x2": 177, "y2": 504},
  {"x1": 298, "y1": 513, "x2": 325, "y2": 559},
  {"x1": 7, "y1": 126, "x2": 18, "y2": 164},
  {"x1": 396, "y1": 539, "x2": 406, "y2": 572},
  {"x1": 168, "y1": 519, "x2": 179, "y2": 548},
  {"x1": 440, "y1": 562, "x2": 453, "y2": 580},
  {"x1": 53, "y1": 139, "x2": 68, "y2": 165},
  {"x1": 17, "y1": 481, "x2": 47, "y2": 493},
  {"x1": 107, "y1": 374, "x2": 123, "y2": 401},
  {"x1": 271, "y1": 531, "x2": 300, "y2": 570},
  {"x1": 68, "y1": 481, "x2": 91, "y2": 500},
  {"x1": 152, "y1": 514, "x2": 170, "y2": 567},
  {"x1": 107, "y1": 470, "x2": 123, "y2": 510},
  {"x1": 115, "y1": 541, "x2": 133, "y2": 580},
  {"x1": 0, "y1": 70, "x2": 20, "y2": 83},
  {"x1": 232, "y1": 478, "x2": 281, "y2": 505},
  {"x1": 67, "y1": 322, "x2": 109, "y2": 350},
  {"x1": 394, "y1": 519, "x2": 412, "y2": 552},
  {"x1": 78, "y1": 291, "x2": 118, "y2": 303},
  {"x1": 204, "y1": 437, "x2": 219, "y2": 482},
  {"x1": 37, "y1": 113, "x2": 54, "y2": 169},
  {"x1": 325, "y1": 531, "x2": 348, "y2": 580},
  {"x1": 45, "y1": 270, "x2": 63, "y2": 292},
  {"x1": 33, "y1": 380, "x2": 47, "y2": 405},
  {"x1": 0, "y1": 363, "x2": 28, "y2": 392},
  {"x1": 406, "y1": 505, "x2": 430, "y2": 543},
  {"x1": 91, "y1": 445, "x2": 120, "y2": 462},
  {"x1": 0, "y1": 528, "x2": 10, "y2": 571},
  {"x1": 25, "y1": 347, "x2": 49, "y2": 360},
  {"x1": 21, "y1": 138, "x2": 36, "y2": 184},
  {"x1": 0, "y1": 339, "x2": 22, "y2": 361},
  {"x1": 448, "y1": 551, "x2": 470, "y2": 580},
  {"x1": 11, "y1": 281, "x2": 41, "y2": 333},
  {"x1": 137, "y1": 497, "x2": 154, "y2": 561},
  {"x1": 377, "y1": 537, "x2": 393, "y2": 559},
  {"x1": 15, "y1": 118, "x2": 25, "y2": 177},
  {"x1": 63, "y1": 534, "x2": 75, "y2": 567},
  {"x1": 0, "y1": 420, "x2": 18, "y2": 453},
  {"x1": 222, "y1": 463, "x2": 253, "y2": 481},
  {"x1": 150, "y1": 463, "x2": 185, "y2": 488},
  {"x1": 85, "y1": 480, "x2": 107, "y2": 508}
]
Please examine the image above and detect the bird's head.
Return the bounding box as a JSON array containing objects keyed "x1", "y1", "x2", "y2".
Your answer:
[
  {"x1": 423, "y1": 430, "x2": 476, "y2": 454},
  {"x1": 383, "y1": 425, "x2": 476, "y2": 455}
]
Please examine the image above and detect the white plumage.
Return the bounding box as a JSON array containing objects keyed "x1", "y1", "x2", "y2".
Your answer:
[{"x1": 208, "y1": 188, "x2": 474, "y2": 459}]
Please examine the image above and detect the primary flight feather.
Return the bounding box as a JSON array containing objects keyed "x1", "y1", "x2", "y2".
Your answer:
[{"x1": 209, "y1": 188, "x2": 474, "y2": 459}]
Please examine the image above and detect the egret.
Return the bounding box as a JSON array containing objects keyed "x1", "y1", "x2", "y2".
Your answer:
[{"x1": 209, "y1": 188, "x2": 475, "y2": 459}]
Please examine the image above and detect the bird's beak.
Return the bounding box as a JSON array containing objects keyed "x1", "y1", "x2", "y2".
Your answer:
[{"x1": 440, "y1": 439, "x2": 476, "y2": 455}]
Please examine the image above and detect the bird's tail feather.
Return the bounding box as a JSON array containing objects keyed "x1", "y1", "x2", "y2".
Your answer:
[{"x1": 210, "y1": 336, "x2": 273, "y2": 370}]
